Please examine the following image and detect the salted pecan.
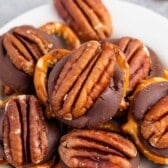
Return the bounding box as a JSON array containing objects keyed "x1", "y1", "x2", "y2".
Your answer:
[
  {"x1": 3, "y1": 25, "x2": 60, "y2": 76},
  {"x1": 118, "y1": 37, "x2": 151, "y2": 92},
  {"x1": 2, "y1": 95, "x2": 59, "y2": 167},
  {"x1": 55, "y1": 0, "x2": 112, "y2": 42},
  {"x1": 59, "y1": 129, "x2": 138, "y2": 168},
  {"x1": 51, "y1": 41, "x2": 116, "y2": 120}
]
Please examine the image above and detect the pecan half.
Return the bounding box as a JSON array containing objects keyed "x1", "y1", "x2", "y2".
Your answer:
[
  {"x1": 3, "y1": 95, "x2": 59, "y2": 167},
  {"x1": 51, "y1": 41, "x2": 116, "y2": 120},
  {"x1": 55, "y1": 0, "x2": 112, "y2": 42},
  {"x1": 3, "y1": 25, "x2": 59, "y2": 76},
  {"x1": 118, "y1": 37, "x2": 151, "y2": 92},
  {"x1": 59, "y1": 129, "x2": 138, "y2": 168},
  {"x1": 141, "y1": 96, "x2": 168, "y2": 149}
]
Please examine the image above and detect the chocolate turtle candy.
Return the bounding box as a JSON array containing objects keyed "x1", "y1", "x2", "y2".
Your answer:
[
  {"x1": 122, "y1": 77, "x2": 168, "y2": 165},
  {"x1": 0, "y1": 25, "x2": 61, "y2": 94},
  {"x1": 109, "y1": 37, "x2": 164, "y2": 93},
  {"x1": 34, "y1": 41, "x2": 129, "y2": 128},
  {"x1": 59, "y1": 129, "x2": 139, "y2": 168},
  {"x1": 0, "y1": 95, "x2": 60, "y2": 167}
]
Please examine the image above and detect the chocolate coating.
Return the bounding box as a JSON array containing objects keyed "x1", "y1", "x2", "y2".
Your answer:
[
  {"x1": 133, "y1": 82, "x2": 168, "y2": 120},
  {"x1": 47, "y1": 54, "x2": 125, "y2": 128},
  {"x1": 0, "y1": 25, "x2": 62, "y2": 93},
  {"x1": 44, "y1": 120, "x2": 60, "y2": 163},
  {"x1": 132, "y1": 81, "x2": 168, "y2": 157},
  {"x1": 0, "y1": 36, "x2": 32, "y2": 93},
  {"x1": 149, "y1": 48, "x2": 164, "y2": 77}
]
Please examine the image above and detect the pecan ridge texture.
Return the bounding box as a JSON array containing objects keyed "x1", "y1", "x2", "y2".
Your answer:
[
  {"x1": 59, "y1": 129, "x2": 137, "y2": 168},
  {"x1": 3, "y1": 95, "x2": 48, "y2": 167},
  {"x1": 55, "y1": 0, "x2": 112, "y2": 42},
  {"x1": 3, "y1": 25, "x2": 59, "y2": 76},
  {"x1": 118, "y1": 37, "x2": 151, "y2": 92},
  {"x1": 141, "y1": 95, "x2": 168, "y2": 149},
  {"x1": 51, "y1": 41, "x2": 117, "y2": 120}
]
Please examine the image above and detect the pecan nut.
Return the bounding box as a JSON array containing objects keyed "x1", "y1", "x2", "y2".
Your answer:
[
  {"x1": 117, "y1": 37, "x2": 151, "y2": 92},
  {"x1": 2, "y1": 95, "x2": 59, "y2": 167},
  {"x1": 55, "y1": 0, "x2": 112, "y2": 42},
  {"x1": 3, "y1": 25, "x2": 60, "y2": 76},
  {"x1": 59, "y1": 129, "x2": 139, "y2": 168},
  {"x1": 46, "y1": 41, "x2": 128, "y2": 128},
  {"x1": 50, "y1": 41, "x2": 116, "y2": 120},
  {"x1": 141, "y1": 95, "x2": 168, "y2": 149}
]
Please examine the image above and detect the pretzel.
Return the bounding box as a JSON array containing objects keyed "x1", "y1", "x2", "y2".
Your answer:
[
  {"x1": 40, "y1": 22, "x2": 80, "y2": 50},
  {"x1": 164, "y1": 69, "x2": 168, "y2": 79},
  {"x1": 34, "y1": 49, "x2": 71, "y2": 105}
]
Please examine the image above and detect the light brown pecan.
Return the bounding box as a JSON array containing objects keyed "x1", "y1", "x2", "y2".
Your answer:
[
  {"x1": 118, "y1": 37, "x2": 151, "y2": 92},
  {"x1": 51, "y1": 41, "x2": 116, "y2": 120},
  {"x1": 3, "y1": 26, "x2": 58, "y2": 76},
  {"x1": 59, "y1": 129, "x2": 137, "y2": 168},
  {"x1": 2, "y1": 95, "x2": 60, "y2": 167},
  {"x1": 55, "y1": 0, "x2": 112, "y2": 42},
  {"x1": 141, "y1": 95, "x2": 168, "y2": 149}
]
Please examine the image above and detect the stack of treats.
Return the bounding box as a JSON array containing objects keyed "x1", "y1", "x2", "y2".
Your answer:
[{"x1": 0, "y1": 0, "x2": 167, "y2": 167}]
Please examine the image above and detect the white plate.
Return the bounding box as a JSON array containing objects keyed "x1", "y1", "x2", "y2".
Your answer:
[{"x1": 0, "y1": 0, "x2": 168, "y2": 167}]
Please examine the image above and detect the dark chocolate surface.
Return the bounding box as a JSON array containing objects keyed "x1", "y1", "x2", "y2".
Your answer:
[
  {"x1": 48, "y1": 54, "x2": 125, "y2": 128},
  {"x1": 132, "y1": 81, "x2": 168, "y2": 120},
  {"x1": 60, "y1": 140, "x2": 140, "y2": 168},
  {"x1": 44, "y1": 120, "x2": 60, "y2": 163},
  {"x1": 148, "y1": 48, "x2": 164, "y2": 78}
]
